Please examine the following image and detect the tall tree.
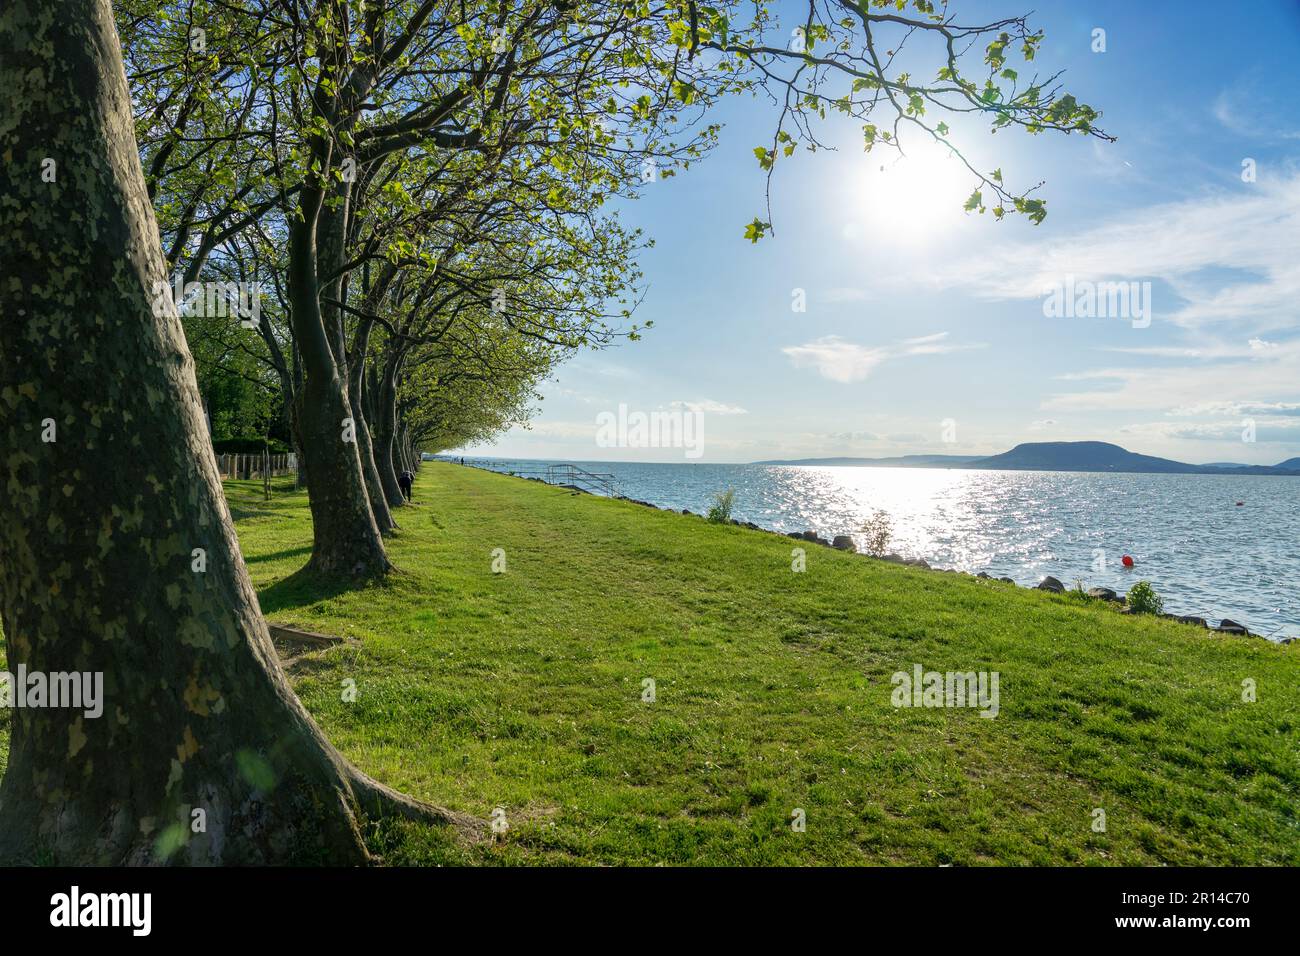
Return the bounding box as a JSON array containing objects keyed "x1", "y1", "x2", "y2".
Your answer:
[
  {"x1": 0, "y1": 0, "x2": 465, "y2": 864},
  {"x1": 115, "y1": 1, "x2": 1109, "y2": 583},
  {"x1": 118, "y1": 0, "x2": 735, "y2": 577}
]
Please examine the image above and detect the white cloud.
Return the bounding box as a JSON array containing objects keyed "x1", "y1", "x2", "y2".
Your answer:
[
  {"x1": 1093, "y1": 345, "x2": 1208, "y2": 358},
  {"x1": 826, "y1": 430, "x2": 881, "y2": 442},
  {"x1": 1212, "y1": 78, "x2": 1300, "y2": 141},
  {"x1": 783, "y1": 337, "x2": 889, "y2": 383},
  {"x1": 548, "y1": 384, "x2": 608, "y2": 405},
  {"x1": 936, "y1": 171, "x2": 1300, "y2": 332},
  {"x1": 1040, "y1": 326, "x2": 1300, "y2": 416},
  {"x1": 1119, "y1": 419, "x2": 1300, "y2": 441},
  {"x1": 1167, "y1": 400, "x2": 1300, "y2": 418},
  {"x1": 520, "y1": 420, "x2": 597, "y2": 439},
  {"x1": 782, "y1": 332, "x2": 983, "y2": 383},
  {"x1": 672, "y1": 399, "x2": 748, "y2": 415}
]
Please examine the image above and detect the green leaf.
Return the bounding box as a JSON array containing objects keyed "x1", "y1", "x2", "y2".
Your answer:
[{"x1": 1014, "y1": 197, "x2": 1047, "y2": 224}]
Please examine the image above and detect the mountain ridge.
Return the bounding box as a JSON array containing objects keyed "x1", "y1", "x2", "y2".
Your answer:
[{"x1": 754, "y1": 441, "x2": 1300, "y2": 476}]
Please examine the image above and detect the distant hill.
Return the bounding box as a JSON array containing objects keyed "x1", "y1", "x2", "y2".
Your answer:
[
  {"x1": 755, "y1": 454, "x2": 983, "y2": 467},
  {"x1": 967, "y1": 441, "x2": 1203, "y2": 474},
  {"x1": 756, "y1": 442, "x2": 1300, "y2": 476}
]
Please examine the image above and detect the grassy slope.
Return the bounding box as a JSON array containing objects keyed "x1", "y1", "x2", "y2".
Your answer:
[
  {"x1": 4, "y1": 463, "x2": 1298, "y2": 865},
  {"x1": 242, "y1": 464, "x2": 1298, "y2": 865}
]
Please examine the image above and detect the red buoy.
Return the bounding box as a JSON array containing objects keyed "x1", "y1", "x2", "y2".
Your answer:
[{"x1": 1121, "y1": 554, "x2": 1135, "y2": 568}]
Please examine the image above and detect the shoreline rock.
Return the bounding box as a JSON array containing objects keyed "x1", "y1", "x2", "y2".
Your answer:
[{"x1": 586, "y1": 483, "x2": 1291, "y2": 643}]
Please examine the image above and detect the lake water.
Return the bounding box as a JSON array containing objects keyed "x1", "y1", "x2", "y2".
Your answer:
[{"x1": 460, "y1": 458, "x2": 1300, "y2": 640}]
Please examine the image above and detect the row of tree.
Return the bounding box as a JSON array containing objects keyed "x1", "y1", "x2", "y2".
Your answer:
[
  {"x1": 119, "y1": 0, "x2": 731, "y2": 576},
  {"x1": 0, "y1": 0, "x2": 1106, "y2": 863},
  {"x1": 118, "y1": 0, "x2": 1110, "y2": 579}
]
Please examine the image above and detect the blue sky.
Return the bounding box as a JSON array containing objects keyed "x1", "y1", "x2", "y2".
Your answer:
[{"x1": 460, "y1": 0, "x2": 1300, "y2": 465}]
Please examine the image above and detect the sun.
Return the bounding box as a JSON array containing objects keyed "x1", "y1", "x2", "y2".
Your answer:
[{"x1": 846, "y1": 138, "x2": 979, "y2": 244}]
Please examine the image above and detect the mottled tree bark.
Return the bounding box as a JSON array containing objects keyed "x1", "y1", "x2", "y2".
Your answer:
[
  {"x1": 354, "y1": 388, "x2": 396, "y2": 530},
  {"x1": 347, "y1": 317, "x2": 396, "y2": 531},
  {"x1": 287, "y1": 185, "x2": 391, "y2": 574},
  {"x1": 281, "y1": 66, "x2": 393, "y2": 571},
  {"x1": 374, "y1": 347, "x2": 408, "y2": 508},
  {"x1": 0, "y1": 0, "x2": 461, "y2": 863},
  {"x1": 401, "y1": 425, "x2": 416, "y2": 474}
]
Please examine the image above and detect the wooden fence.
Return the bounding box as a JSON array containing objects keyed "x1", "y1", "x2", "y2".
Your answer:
[{"x1": 215, "y1": 452, "x2": 297, "y2": 479}]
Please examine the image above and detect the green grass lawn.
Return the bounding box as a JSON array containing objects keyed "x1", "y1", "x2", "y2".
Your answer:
[
  {"x1": 4, "y1": 463, "x2": 1298, "y2": 865},
  {"x1": 243, "y1": 464, "x2": 1300, "y2": 865}
]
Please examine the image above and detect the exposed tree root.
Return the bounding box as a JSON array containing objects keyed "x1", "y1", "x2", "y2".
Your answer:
[{"x1": 346, "y1": 766, "x2": 488, "y2": 845}]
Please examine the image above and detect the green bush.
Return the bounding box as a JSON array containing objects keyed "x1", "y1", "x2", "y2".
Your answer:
[
  {"x1": 706, "y1": 488, "x2": 736, "y2": 524},
  {"x1": 1127, "y1": 580, "x2": 1164, "y2": 615},
  {"x1": 212, "y1": 436, "x2": 291, "y2": 455}
]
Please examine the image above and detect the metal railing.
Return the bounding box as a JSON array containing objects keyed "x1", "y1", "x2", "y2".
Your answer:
[
  {"x1": 543, "y1": 463, "x2": 619, "y2": 497},
  {"x1": 454, "y1": 458, "x2": 619, "y2": 497}
]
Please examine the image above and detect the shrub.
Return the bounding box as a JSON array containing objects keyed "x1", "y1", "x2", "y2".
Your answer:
[
  {"x1": 707, "y1": 489, "x2": 736, "y2": 524},
  {"x1": 213, "y1": 436, "x2": 291, "y2": 455},
  {"x1": 859, "y1": 509, "x2": 893, "y2": 556},
  {"x1": 1127, "y1": 580, "x2": 1164, "y2": 615}
]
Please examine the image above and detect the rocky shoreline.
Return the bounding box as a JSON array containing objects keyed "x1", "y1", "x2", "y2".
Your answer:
[
  {"x1": 607, "y1": 490, "x2": 1295, "y2": 646},
  {"x1": 498, "y1": 473, "x2": 1296, "y2": 644}
]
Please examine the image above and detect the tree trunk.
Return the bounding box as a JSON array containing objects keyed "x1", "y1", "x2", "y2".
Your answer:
[
  {"x1": 291, "y1": 341, "x2": 309, "y2": 489},
  {"x1": 281, "y1": 111, "x2": 389, "y2": 574},
  {"x1": 347, "y1": 318, "x2": 396, "y2": 531},
  {"x1": 374, "y1": 348, "x2": 407, "y2": 507},
  {"x1": 256, "y1": 295, "x2": 306, "y2": 495},
  {"x1": 291, "y1": 368, "x2": 392, "y2": 575},
  {"x1": 0, "y1": 0, "x2": 463, "y2": 863},
  {"x1": 353, "y1": 395, "x2": 396, "y2": 531},
  {"x1": 400, "y1": 424, "x2": 415, "y2": 474},
  {"x1": 286, "y1": 183, "x2": 390, "y2": 574}
]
